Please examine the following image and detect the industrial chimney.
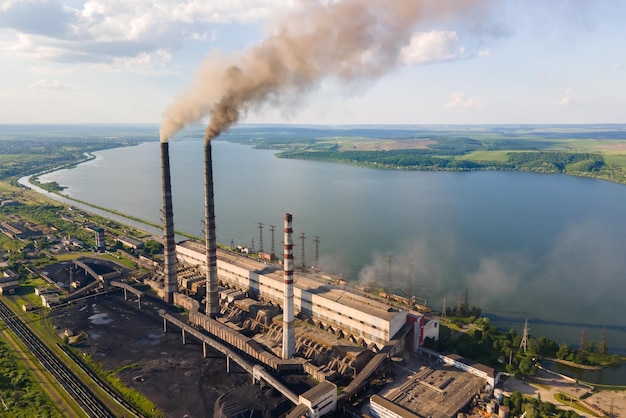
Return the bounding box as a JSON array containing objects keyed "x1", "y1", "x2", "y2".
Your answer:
[
  {"x1": 282, "y1": 213, "x2": 295, "y2": 359},
  {"x1": 161, "y1": 142, "x2": 177, "y2": 304},
  {"x1": 205, "y1": 142, "x2": 219, "y2": 317}
]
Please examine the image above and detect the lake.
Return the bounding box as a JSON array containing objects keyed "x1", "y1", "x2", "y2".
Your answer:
[{"x1": 38, "y1": 138, "x2": 626, "y2": 356}]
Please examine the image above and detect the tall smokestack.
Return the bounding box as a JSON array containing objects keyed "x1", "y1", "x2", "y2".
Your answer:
[
  {"x1": 205, "y1": 142, "x2": 219, "y2": 317},
  {"x1": 161, "y1": 142, "x2": 177, "y2": 304},
  {"x1": 282, "y1": 213, "x2": 295, "y2": 359}
]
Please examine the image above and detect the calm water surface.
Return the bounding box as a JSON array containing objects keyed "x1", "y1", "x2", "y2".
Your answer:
[{"x1": 39, "y1": 140, "x2": 626, "y2": 357}]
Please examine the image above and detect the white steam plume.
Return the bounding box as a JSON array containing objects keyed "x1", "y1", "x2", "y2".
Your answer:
[{"x1": 160, "y1": 0, "x2": 490, "y2": 143}]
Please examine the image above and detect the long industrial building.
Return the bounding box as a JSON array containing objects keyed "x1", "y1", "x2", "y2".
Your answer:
[{"x1": 175, "y1": 239, "x2": 439, "y2": 351}]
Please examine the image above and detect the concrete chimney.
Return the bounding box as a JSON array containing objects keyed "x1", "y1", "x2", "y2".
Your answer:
[
  {"x1": 282, "y1": 213, "x2": 295, "y2": 359},
  {"x1": 204, "y1": 142, "x2": 219, "y2": 317},
  {"x1": 161, "y1": 142, "x2": 177, "y2": 304}
]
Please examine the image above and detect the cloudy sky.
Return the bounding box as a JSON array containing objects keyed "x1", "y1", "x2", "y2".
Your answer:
[{"x1": 1, "y1": 0, "x2": 624, "y2": 126}]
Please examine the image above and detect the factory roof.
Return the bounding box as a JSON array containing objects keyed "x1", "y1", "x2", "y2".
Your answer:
[
  {"x1": 199, "y1": 244, "x2": 403, "y2": 321},
  {"x1": 301, "y1": 381, "x2": 336, "y2": 403},
  {"x1": 442, "y1": 352, "x2": 498, "y2": 378},
  {"x1": 0, "y1": 280, "x2": 19, "y2": 292},
  {"x1": 116, "y1": 236, "x2": 144, "y2": 248},
  {"x1": 178, "y1": 241, "x2": 404, "y2": 320},
  {"x1": 371, "y1": 395, "x2": 420, "y2": 418},
  {"x1": 378, "y1": 363, "x2": 485, "y2": 418},
  {"x1": 285, "y1": 403, "x2": 309, "y2": 418}
]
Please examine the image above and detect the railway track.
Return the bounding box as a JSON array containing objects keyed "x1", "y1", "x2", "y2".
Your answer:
[{"x1": 0, "y1": 300, "x2": 113, "y2": 418}]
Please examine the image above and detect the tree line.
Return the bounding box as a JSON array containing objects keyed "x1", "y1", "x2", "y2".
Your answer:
[{"x1": 278, "y1": 149, "x2": 607, "y2": 176}]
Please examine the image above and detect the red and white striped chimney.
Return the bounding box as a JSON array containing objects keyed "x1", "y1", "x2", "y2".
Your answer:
[{"x1": 282, "y1": 213, "x2": 295, "y2": 359}]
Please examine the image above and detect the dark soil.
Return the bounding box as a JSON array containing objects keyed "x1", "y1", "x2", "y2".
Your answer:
[{"x1": 51, "y1": 292, "x2": 290, "y2": 417}]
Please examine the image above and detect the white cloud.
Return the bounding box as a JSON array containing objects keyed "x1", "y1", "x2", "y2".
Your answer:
[
  {"x1": 105, "y1": 49, "x2": 175, "y2": 75},
  {"x1": 399, "y1": 31, "x2": 493, "y2": 66},
  {"x1": 190, "y1": 29, "x2": 219, "y2": 42},
  {"x1": 400, "y1": 31, "x2": 465, "y2": 65},
  {"x1": 29, "y1": 79, "x2": 84, "y2": 91},
  {"x1": 558, "y1": 88, "x2": 575, "y2": 105},
  {"x1": 0, "y1": 1, "x2": 292, "y2": 67},
  {"x1": 445, "y1": 92, "x2": 480, "y2": 109}
]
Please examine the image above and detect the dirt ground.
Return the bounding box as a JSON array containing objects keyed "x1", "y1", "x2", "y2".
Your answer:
[{"x1": 51, "y1": 292, "x2": 291, "y2": 418}]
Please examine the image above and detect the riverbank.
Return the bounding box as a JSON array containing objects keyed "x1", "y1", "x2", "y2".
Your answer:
[
  {"x1": 19, "y1": 171, "x2": 200, "y2": 242},
  {"x1": 545, "y1": 357, "x2": 617, "y2": 371}
]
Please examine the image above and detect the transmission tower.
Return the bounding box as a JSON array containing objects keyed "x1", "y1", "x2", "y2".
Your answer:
[
  {"x1": 269, "y1": 225, "x2": 276, "y2": 260},
  {"x1": 520, "y1": 319, "x2": 530, "y2": 353},
  {"x1": 455, "y1": 296, "x2": 462, "y2": 317},
  {"x1": 387, "y1": 253, "x2": 393, "y2": 294},
  {"x1": 313, "y1": 236, "x2": 320, "y2": 270},
  {"x1": 250, "y1": 238, "x2": 255, "y2": 254},
  {"x1": 230, "y1": 239, "x2": 234, "y2": 249},
  {"x1": 257, "y1": 222, "x2": 264, "y2": 254},
  {"x1": 299, "y1": 232, "x2": 306, "y2": 269}
]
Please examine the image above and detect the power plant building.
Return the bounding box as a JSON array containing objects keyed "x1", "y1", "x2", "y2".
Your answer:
[{"x1": 176, "y1": 240, "x2": 436, "y2": 349}]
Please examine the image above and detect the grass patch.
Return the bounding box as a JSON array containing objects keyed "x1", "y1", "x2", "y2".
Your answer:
[
  {"x1": 98, "y1": 252, "x2": 137, "y2": 269},
  {"x1": 0, "y1": 180, "x2": 20, "y2": 194},
  {"x1": 43, "y1": 251, "x2": 92, "y2": 263},
  {"x1": 603, "y1": 153, "x2": 626, "y2": 168},
  {"x1": 0, "y1": 332, "x2": 67, "y2": 417},
  {"x1": 553, "y1": 393, "x2": 596, "y2": 415},
  {"x1": 458, "y1": 150, "x2": 510, "y2": 162},
  {"x1": 0, "y1": 154, "x2": 47, "y2": 164}
]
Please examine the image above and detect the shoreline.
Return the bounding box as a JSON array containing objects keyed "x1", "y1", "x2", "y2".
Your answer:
[
  {"x1": 545, "y1": 357, "x2": 609, "y2": 371},
  {"x1": 19, "y1": 154, "x2": 200, "y2": 242}
]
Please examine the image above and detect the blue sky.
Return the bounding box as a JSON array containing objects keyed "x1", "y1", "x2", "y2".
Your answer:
[{"x1": 0, "y1": 0, "x2": 624, "y2": 126}]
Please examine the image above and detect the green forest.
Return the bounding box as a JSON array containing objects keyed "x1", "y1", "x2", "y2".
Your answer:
[{"x1": 213, "y1": 124, "x2": 626, "y2": 184}]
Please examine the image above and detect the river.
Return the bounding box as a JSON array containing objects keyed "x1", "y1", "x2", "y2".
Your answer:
[{"x1": 35, "y1": 138, "x2": 626, "y2": 359}]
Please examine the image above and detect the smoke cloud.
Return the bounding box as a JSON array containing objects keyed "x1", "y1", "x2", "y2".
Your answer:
[{"x1": 160, "y1": 0, "x2": 491, "y2": 143}]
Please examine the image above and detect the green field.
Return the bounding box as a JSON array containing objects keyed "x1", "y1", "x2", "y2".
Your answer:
[
  {"x1": 217, "y1": 125, "x2": 626, "y2": 185},
  {"x1": 458, "y1": 150, "x2": 511, "y2": 162}
]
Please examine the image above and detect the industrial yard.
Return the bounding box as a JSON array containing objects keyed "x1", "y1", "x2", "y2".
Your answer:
[{"x1": 50, "y1": 292, "x2": 293, "y2": 417}]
